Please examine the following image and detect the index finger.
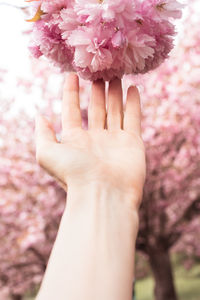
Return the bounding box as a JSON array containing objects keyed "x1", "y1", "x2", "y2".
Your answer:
[{"x1": 62, "y1": 73, "x2": 82, "y2": 131}]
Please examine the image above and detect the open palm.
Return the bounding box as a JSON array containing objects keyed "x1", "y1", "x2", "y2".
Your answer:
[{"x1": 35, "y1": 74, "x2": 146, "y2": 208}]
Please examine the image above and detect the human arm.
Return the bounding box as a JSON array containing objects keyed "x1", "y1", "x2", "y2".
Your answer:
[{"x1": 35, "y1": 74, "x2": 146, "y2": 300}]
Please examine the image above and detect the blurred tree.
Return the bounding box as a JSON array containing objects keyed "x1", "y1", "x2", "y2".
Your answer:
[
  {"x1": 0, "y1": 1, "x2": 200, "y2": 300},
  {"x1": 134, "y1": 2, "x2": 200, "y2": 299},
  {"x1": 0, "y1": 66, "x2": 66, "y2": 300},
  {"x1": 0, "y1": 60, "x2": 88, "y2": 299}
]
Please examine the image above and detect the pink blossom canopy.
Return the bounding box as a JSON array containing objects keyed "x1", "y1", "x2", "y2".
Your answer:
[{"x1": 28, "y1": 0, "x2": 183, "y2": 81}]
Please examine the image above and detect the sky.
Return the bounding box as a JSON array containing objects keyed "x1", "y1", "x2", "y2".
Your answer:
[
  {"x1": 0, "y1": 1, "x2": 30, "y2": 73},
  {"x1": 0, "y1": 2, "x2": 33, "y2": 111},
  {"x1": 0, "y1": 1, "x2": 60, "y2": 116}
]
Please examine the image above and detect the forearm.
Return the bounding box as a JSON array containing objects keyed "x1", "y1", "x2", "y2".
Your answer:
[{"x1": 36, "y1": 182, "x2": 139, "y2": 300}]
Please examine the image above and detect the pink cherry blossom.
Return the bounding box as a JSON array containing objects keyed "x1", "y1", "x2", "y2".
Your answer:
[
  {"x1": 31, "y1": 16, "x2": 74, "y2": 71},
  {"x1": 1, "y1": 1, "x2": 199, "y2": 299},
  {"x1": 123, "y1": 29, "x2": 155, "y2": 73},
  {"x1": 28, "y1": 0, "x2": 183, "y2": 81},
  {"x1": 68, "y1": 26, "x2": 113, "y2": 72},
  {"x1": 140, "y1": 0, "x2": 184, "y2": 21},
  {"x1": 41, "y1": 0, "x2": 69, "y2": 14},
  {"x1": 74, "y1": 0, "x2": 138, "y2": 25}
]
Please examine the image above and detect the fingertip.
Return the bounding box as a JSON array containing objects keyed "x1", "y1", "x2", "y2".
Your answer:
[
  {"x1": 92, "y1": 79, "x2": 105, "y2": 94},
  {"x1": 93, "y1": 78, "x2": 105, "y2": 85},
  {"x1": 64, "y1": 72, "x2": 79, "y2": 92},
  {"x1": 108, "y1": 78, "x2": 122, "y2": 104},
  {"x1": 89, "y1": 79, "x2": 106, "y2": 129},
  {"x1": 62, "y1": 72, "x2": 82, "y2": 130},
  {"x1": 127, "y1": 85, "x2": 141, "y2": 114},
  {"x1": 109, "y1": 77, "x2": 121, "y2": 89},
  {"x1": 35, "y1": 114, "x2": 43, "y2": 131},
  {"x1": 107, "y1": 77, "x2": 123, "y2": 130},
  {"x1": 35, "y1": 114, "x2": 57, "y2": 143},
  {"x1": 127, "y1": 85, "x2": 140, "y2": 98},
  {"x1": 35, "y1": 114, "x2": 49, "y2": 129},
  {"x1": 35, "y1": 113, "x2": 42, "y2": 122},
  {"x1": 124, "y1": 85, "x2": 141, "y2": 135}
]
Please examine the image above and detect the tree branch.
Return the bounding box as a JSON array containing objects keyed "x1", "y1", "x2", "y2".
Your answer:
[
  {"x1": 167, "y1": 197, "x2": 200, "y2": 248},
  {"x1": 28, "y1": 247, "x2": 47, "y2": 271},
  {"x1": 0, "y1": 3, "x2": 27, "y2": 9}
]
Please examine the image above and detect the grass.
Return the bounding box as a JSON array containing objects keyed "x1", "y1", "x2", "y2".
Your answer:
[
  {"x1": 27, "y1": 276, "x2": 200, "y2": 300},
  {"x1": 25, "y1": 261, "x2": 200, "y2": 300},
  {"x1": 135, "y1": 263, "x2": 200, "y2": 300}
]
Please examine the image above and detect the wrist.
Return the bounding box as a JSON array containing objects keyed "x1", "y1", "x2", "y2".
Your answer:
[
  {"x1": 56, "y1": 180, "x2": 139, "y2": 300},
  {"x1": 66, "y1": 169, "x2": 143, "y2": 209},
  {"x1": 65, "y1": 180, "x2": 140, "y2": 232}
]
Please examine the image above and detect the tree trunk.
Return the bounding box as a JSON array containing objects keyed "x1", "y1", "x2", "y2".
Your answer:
[
  {"x1": 11, "y1": 294, "x2": 22, "y2": 300},
  {"x1": 149, "y1": 249, "x2": 177, "y2": 300}
]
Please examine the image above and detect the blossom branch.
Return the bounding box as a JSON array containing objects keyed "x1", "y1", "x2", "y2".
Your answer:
[{"x1": 0, "y1": 2, "x2": 27, "y2": 9}]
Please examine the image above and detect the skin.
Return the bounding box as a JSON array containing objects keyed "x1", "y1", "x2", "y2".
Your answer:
[
  {"x1": 35, "y1": 73, "x2": 146, "y2": 300},
  {"x1": 35, "y1": 74, "x2": 146, "y2": 205}
]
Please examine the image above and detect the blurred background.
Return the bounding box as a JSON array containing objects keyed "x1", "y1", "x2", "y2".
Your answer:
[{"x1": 0, "y1": 1, "x2": 199, "y2": 300}]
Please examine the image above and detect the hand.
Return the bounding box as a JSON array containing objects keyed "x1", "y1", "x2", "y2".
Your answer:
[{"x1": 35, "y1": 74, "x2": 146, "y2": 209}]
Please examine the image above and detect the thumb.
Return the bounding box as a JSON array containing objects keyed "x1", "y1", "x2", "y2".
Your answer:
[
  {"x1": 35, "y1": 115, "x2": 57, "y2": 167},
  {"x1": 35, "y1": 114, "x2": 57, "y2": 145}
]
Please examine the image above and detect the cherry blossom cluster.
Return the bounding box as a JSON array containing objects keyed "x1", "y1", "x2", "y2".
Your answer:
[{"x1": 28, "y1": 0, "x2": 183, "y2": 81}]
